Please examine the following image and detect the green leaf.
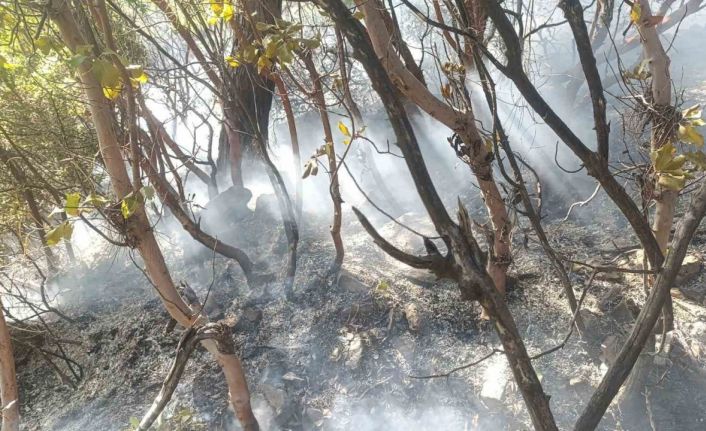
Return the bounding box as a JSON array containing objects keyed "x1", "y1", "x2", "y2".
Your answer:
[
  {"x1": 141, "y1": 185, "x2": 155, "y2": 200},
  {"x1": 685, "y1": 151, "x2": 706, "y2": 171},
  {"x1": 651, "y1": 143, "x2": 679, "y2": 172},
  {"x1": 81, "y1": 192, "x2": 109, "y2": 209},
  {"x1": 68, "y1": 53, "x2": 88, "y2": 69},
  {"x1": 64, "y1": 192, "x2": 81, "y2": 217},
  {"x1": 35, "y1": 36, "x2": 53, "y2": 55},
  {"x1": 256, "y1": 22, "x2": 274, "y2": 32},
  {"x1": 92, "y1": 59, "x2": 122, "y2": 100}
]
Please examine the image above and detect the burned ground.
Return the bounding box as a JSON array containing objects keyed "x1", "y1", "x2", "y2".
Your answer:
[{"x1": 10, "y1": 191, "x2": 706, "y2": 431}]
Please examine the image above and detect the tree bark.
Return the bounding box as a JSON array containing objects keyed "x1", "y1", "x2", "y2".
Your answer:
[
  {"x1": 0, "y1": 299, "x2": 19, "y2": 431},
  {"x1": 357, "y1": 0, "x2": 512, "y2": 306},
  {"x1": 320, "y1": 2, "x2": 558, "y2": 428},
  {"x1": 575, "y1": 168, "x2": 706, "y2": 430},
  {"x1": 49, "y1": 3, "x2": 259, "y2": 428},
  {"x1": 301, "y1": 53, "x2": 345, "y2": 272},
  {"x1": 270, "y1": 73, "x2": 303, "y2": 221},
  {"x1": 0, "y1": 147, "x2": 56, "y2": 270}
]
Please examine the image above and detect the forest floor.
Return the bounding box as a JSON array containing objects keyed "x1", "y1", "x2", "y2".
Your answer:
[
  {"x1": 11, "y1": 22, "x2": 706, "y2": 430},
  {"x1": 9, "y1": 186, "x2": 706, "y2": 431}
]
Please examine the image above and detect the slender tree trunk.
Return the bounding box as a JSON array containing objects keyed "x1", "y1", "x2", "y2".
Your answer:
[
  {"x1": 0, "y1": 299, "x2": 19, "y2": 431},
  {"x1": 270, "y1": 73, "x2": 303, "y2": 221},
  {"x1": 638, "y1": 0, "x2": 676, "y2": 256},
  {"x1": 357, "y1": 0, "x2": 512, "y2": 310},
  {"x1": 0, "y1": 148, "x2": 56, "y2": 269},
  {"x1": 321, "y1": 2, "x2": 558, "y2": 428},
  {"x1": 334, "y1": 27, "x2": 404, "y2": 216},
  {"x1": 302, "y1": 53, "x2": 345, "y2": 272},
  {"x1": 49, "y1": 4, "x2": 259, "y2": 429}
]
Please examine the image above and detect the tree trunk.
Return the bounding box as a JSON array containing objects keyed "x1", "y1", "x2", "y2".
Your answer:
[
  {"x1": 357, "y1": 0, "x2": 512, "y2": 308},
  {"x1": 301, "y1": 53, "x2": 345, "y2": 272},
  {"x1": 270, "y1": 73, "x2": 303, "y2": 221},
  {"x1": 321, "y1": 2, "x2": 558, "y2": 428},
  {"x1": 0, "y1": 299, "x2": 19, "y2": 431},
  {"x1": 638, "y1": 0, "x2": 676, "y2": 256},
  {"x1": 49, "y1": 3, "x2": 259, "y2": 428},
  {"x1": 0, "y1": 148, "x2": 56, "y2": 269}
]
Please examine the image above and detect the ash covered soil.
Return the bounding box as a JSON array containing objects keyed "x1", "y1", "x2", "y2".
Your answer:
[{"x1": 12, "y1": 191, "x2": 706, "y2": 431}]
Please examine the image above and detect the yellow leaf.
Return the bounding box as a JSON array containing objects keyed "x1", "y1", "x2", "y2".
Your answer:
[
  {"x1": 64, "y1": 192, "x2": 81, "y2": 217},
  {"x1": 679, "y1": 124, "x2": 705, "y2": 147},
  {"x1": 103, "y1": 86, "x2": 121, "y2": 100},
  {"x1": 45, "y1": 222, "x2": 74, "y2": 247},
  {"x1": 222, "y1": 3, "x2": 234, "y2": 21},
  {"x1": 353, "y1": 10, "x2": 365, "y2": 20},
  {"x1": 338, "y1": 121, "x2": 351, "y2": 137},
  {"x1": 210, "y1": 0, "x2": 223, "y2": 15},
  {"x1": 207, "y1": 16, "x2": 219, "y2": 26},
  {"x1": 658, "y1": 172, "x2": 686, "y2": 191},
  {"x1": 127, "y1": 65, "x2": 148, "y2": 85},
  {"x1": 256, "y1": 55, "x2": 272, "y2": 74},
  {"x1": 343, "y1": 139, "x2": 351, "y2": 146},
  {"x1": 630, "y1": 3, "x2": 641, "y2": 23},
  {"x1": 651, "y1": 143, "x2": 677, "y2": 171},
  {"x1": 225, "y1": 56, "x2": 241, "y2": 68},
  {"x1": 121, "y1": 195, "x2": 140, "y2": 219},
  {"x1": 683, "y1": 104, "x2": 702, "y2": 120}
]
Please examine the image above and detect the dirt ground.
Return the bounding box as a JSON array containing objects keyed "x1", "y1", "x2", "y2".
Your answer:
[{"x1": 9, "y1": 188, "x2": 706, "y2": 431}]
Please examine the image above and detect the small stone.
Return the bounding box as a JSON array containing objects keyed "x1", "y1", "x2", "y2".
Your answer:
[
  {"x1": 480, "y1": 356, "x2": 509, "y2": 403},
  {"x1": 676, "y1": 254, "x2": 702, "y2": 285},
  {"x1": 337, "y1": 270, "x2": 370, "y2": 295},
  {"x1": 691, "y1": 321, "x2": 706, "y2": 337},
  {"x1": 404, "y1": 303, "x2": 422, "y2": 332},
  {"x1": 345, "y1": 334, "x2": 363, "y2": 369},
  {"x1": 281, "y1": 372, "x2": 305, "y2": 382},
  {"x1": 569, "y1": 377, "x2": 582, "y2": 385},
  {"x1": 607, "y1": 299, "x2": 637, "y2": 324}
]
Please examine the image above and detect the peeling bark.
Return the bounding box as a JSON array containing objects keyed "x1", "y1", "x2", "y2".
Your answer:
[
  {"x1": 49, "y1": 3, "x2": 259, "y2": 428},
  {"x1": 320, "y1": 2, "x2": 558, "y2": 428},
  {"x1": 356, "y1": 0, "x2": 512, "y2": 304},
  {"x1": 0, "y1": 299, "x2": 19, "y2": 431}
]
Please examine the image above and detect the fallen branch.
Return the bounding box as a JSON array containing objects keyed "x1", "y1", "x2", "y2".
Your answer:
[
  {"x1": 563, "y1": 183, "x2": 602, "y2": 222},
  {"x1": 565, "y1": 258, "x2": 656, "y2": 275},
  {"x1": 409, "y1": 349, "x2": 504, "y2": 379},
  {"x1": 137, "y1": 323, "x2": 237, "y2": 431},
  {"x1": 351, "y1": 207, "x2": 455, "y2": 279}
]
